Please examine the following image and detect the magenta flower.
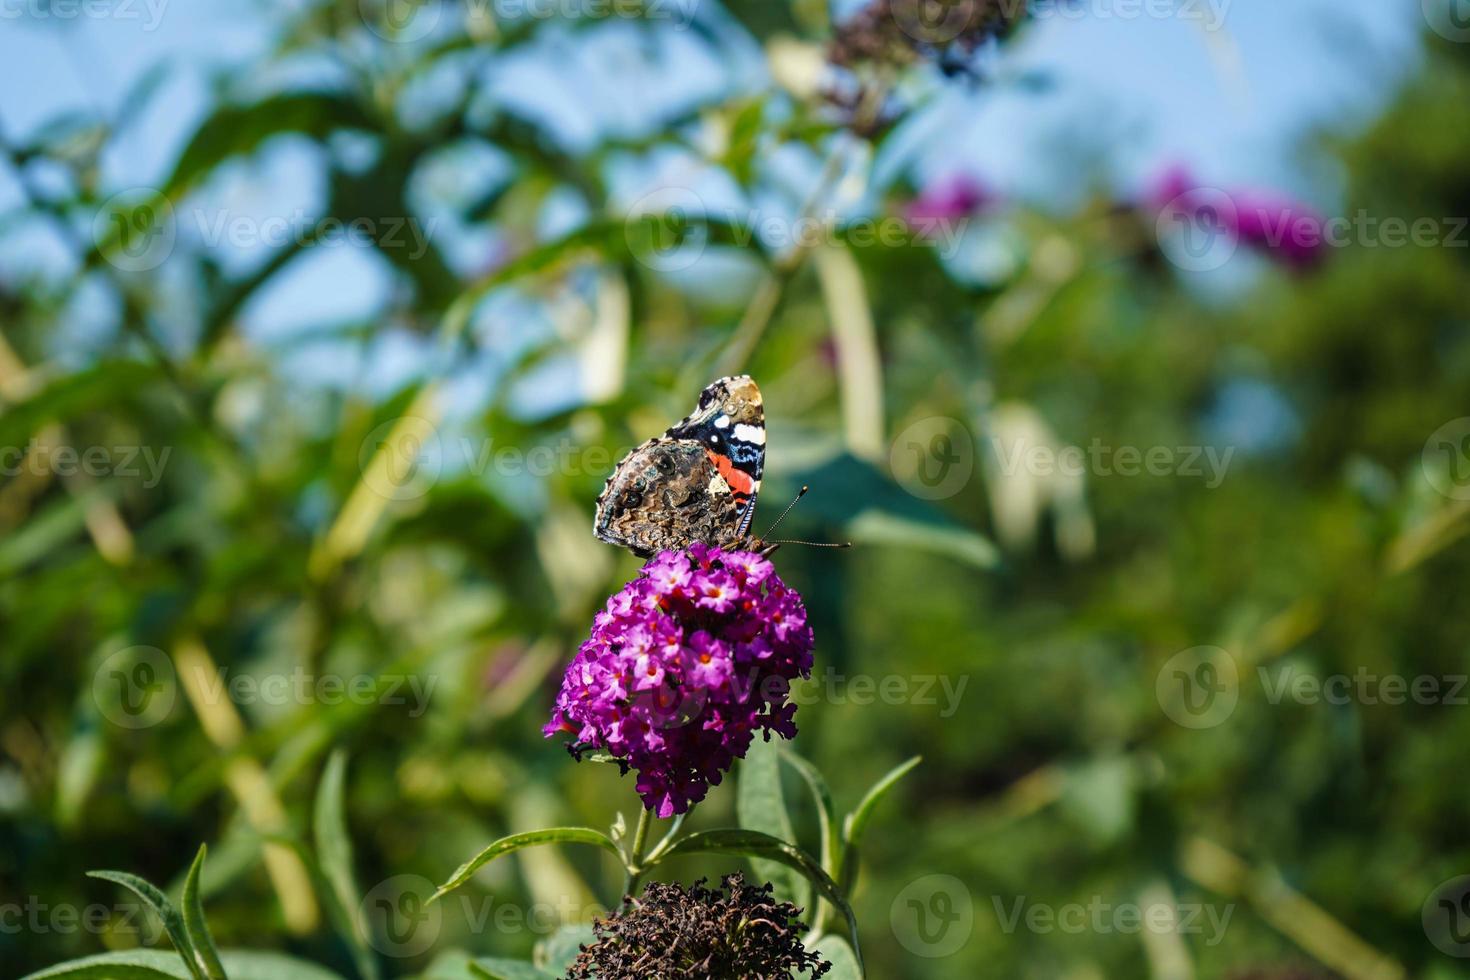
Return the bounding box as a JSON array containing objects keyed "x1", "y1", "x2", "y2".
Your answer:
[
  {"x1": 905, "y1": 173, "x2": 993, "y2": 228},
  {"x1": 1146, "y1": 164, "x2": 1326, "y2": 270},
  {"x1": 544, "y1": 543, "x2": 816, "y2": 817}
]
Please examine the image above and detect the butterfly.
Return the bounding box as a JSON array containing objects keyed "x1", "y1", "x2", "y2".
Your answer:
[{"x1": 595, "y1": 375, "x2": 771, "y2": 557}]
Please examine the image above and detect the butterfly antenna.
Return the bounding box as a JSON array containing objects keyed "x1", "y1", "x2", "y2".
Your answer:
[
  {"x1": 769, "y1": 539, "x2": 853, "y2": 548},
  {"x1": 762, "y1": 485, "x2": 809, "y2": 537}
]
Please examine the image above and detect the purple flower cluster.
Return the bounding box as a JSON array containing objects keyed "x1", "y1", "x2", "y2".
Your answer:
[
  {"x1": 1147, "y1": 164, "x2": 1327, "y2": 271},
  {"x1": 544, "y1": 543, "x2": 815, "y2": 818}
]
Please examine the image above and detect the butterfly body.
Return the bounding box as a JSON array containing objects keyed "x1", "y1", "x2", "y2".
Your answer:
[{"x1": 595, "y1": 375, "x2": 768, "y2": 557}]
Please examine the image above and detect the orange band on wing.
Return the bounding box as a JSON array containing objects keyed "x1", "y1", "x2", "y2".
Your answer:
[{"x1": 707, "y1": 449, "x2": 755, "y2": 498}]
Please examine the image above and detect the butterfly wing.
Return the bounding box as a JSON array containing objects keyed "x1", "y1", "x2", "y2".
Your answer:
[
  {"x1": 594, "y1": 376, "x2": 767, "y2": 556},
  {"x1": 664, "y1": 375, "x2": 765, "y2": 536}
]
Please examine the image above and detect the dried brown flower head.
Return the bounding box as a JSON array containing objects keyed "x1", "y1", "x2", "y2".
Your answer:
[{"x1": 565, "y1": 874, "x2": 831, "y2": 980}]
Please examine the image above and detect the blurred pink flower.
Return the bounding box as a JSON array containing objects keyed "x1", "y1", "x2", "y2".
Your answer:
[
  {"x1": 905, "y1": 173, "x2": 994, "y2": 227},
  {"x1": 1146, "y1": 164, "x2": 1326, "y2": 271}
]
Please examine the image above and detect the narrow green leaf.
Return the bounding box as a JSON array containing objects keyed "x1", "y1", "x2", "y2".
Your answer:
[
  {"x1": 779, "y1": 747, "x2": 837, "y2": 874},
  {"x1": 466, "y1": 960, "x2": 555, "y2": 980},
  {"x1": 432, "y1": 828, "x2": 622, "y2": 902},
  {"x1": 20, "y1": 951, "x2": 345, "y2": 980},
  {"x1": 86, "y1": 870, "x2": 203, "y2": 980},
  {"x1": 838, "y1": 756, "x2": 922, "y2": 895},
  {"x1": 661, "y1": 830, "x2": 863, "y2": 976},
  {"x1": 737, "y1": 739, "x2": 808, "y2": 908},
  {"x1": 181, "y1": 846, "x2": 228, "y2": 980},
  {"x1": 842, "y1": 756, "x2": 922, "y2": 849},
  {"x1": 313, "y1": 751, "x2": 380, "y2": 980},
  {"x1": 20, "y1": 950, "x2": 192, "y2": 980},
  {"x1": 847, "y1": 510, "x2": 999, "y2": 569}
]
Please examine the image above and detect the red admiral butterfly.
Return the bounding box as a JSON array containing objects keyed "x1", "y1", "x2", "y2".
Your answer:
[{"x1": 595, "y1": 375, "x2": 770, "y2": 557}]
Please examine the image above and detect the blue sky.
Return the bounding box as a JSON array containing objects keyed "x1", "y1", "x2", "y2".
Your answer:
[{"x1": 0, "y1": 0, "x2": 1431, "y2": 391}]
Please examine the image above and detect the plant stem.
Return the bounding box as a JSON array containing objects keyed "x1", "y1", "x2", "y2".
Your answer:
[{"x1": 624, "y1": 808, "x2": 654, "y2": 897}]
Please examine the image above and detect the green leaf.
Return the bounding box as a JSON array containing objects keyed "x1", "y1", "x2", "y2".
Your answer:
[
  {"x1": 660, "y1": 830, "x2": 863, "y2": 976},
  {"x1": 466, "y1": 961, "x2": 555, "y2": 980},
  {"x1": 534, "y1": 924, "x2": 595, "y2": 974},
  {"x1": 20, "y1": 950, "x2": 192, "y2": 980},
  {"x1": 432, "y1": 828, "x2": 622, "y2": 902},
  {"x1": 842, "y1": 756, "x2": 922, "y2": 850},
  {"x1": 847, "y1": 510, "x2": 999, "y2": 569},
  {"x1": 313, "y1": 751, "x2": 380, "y2": 980},
  {"x1": 182, "y1": 846, "x2": 228, "y2": 980},
  {"x1": 215, "y1": 953, "x2": 345, "y2": 980},
  {"x1": 737, "y1": 738, "x2": 808, "y2": 908},
  {"x1": 86, "y1": 870, "x2": 203, "y2": 980},
  {"x1": 809, "y1": 937, "x2": 862, "y2": 980},
  {"x1": 838, "y1": 756, "x2": 922, "y2": 895},
  {"x1": 20, "y1": 951, "x2": 344, "y2": 980},
  {"x1": 779, "y1": 747, "x2": 837, "y2": 874}
]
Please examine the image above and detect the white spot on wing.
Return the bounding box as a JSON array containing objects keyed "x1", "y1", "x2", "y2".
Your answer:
[{"x1": 733, "y1": 423, "x2": 765, "y2": 445}]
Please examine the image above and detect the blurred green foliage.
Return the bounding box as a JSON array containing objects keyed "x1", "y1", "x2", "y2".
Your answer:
[{"x1": 2, "y1": 4, "x2": 1470, "y2": 979}]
